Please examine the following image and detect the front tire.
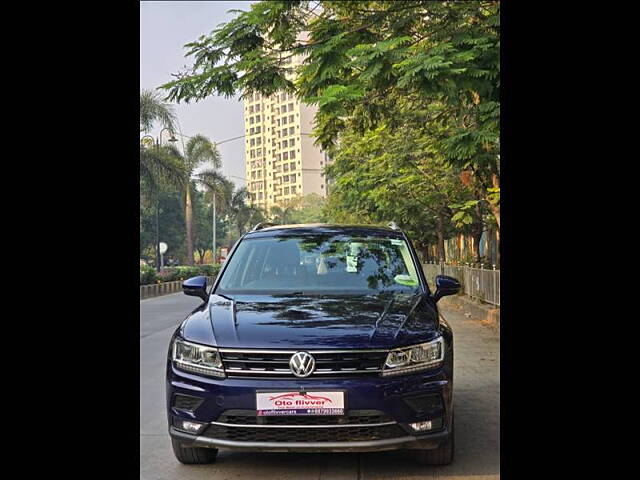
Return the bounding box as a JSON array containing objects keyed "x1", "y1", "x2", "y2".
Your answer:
[
  {"x1": 415, "y1": 413, "x2": 455, "y2": 466},
  {"x1": 171, "y1": 438, "x2": 218, "y2": 464}
]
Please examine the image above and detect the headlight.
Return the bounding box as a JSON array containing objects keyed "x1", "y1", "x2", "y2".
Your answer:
[
  {"x1": 172, "y1": 338, "x2": 225, "y2": 378},
  {"x1": 382, "y1": 337, "x2": 445, "y2": 376}
]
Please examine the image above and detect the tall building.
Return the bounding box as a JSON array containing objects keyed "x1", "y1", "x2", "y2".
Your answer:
[{"x1": 243, "y1": 55, "x2": 329, "y2": 212}]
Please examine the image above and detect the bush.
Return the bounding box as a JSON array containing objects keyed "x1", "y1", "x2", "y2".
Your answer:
[
  {"x1": 141, "y1": 264, "x2": 222, "y2": 285},
  {"x1": 140, "y1": 265, "x2": 157, "y2": 285}
]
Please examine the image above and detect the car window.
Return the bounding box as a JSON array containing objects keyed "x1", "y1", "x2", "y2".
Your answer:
[{"x1": 217, "y1": 234, "x2": 421, "y2": 294}]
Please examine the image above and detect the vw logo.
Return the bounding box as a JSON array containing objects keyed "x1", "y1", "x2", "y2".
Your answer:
[{"x1": 289, "y1": 351, "x2": 316, "y2": 378}]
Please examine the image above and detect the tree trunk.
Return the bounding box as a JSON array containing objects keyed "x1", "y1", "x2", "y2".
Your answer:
[
  {"x1": 436, "y1": 214, "x2": 446, "y2": 262},
  {"x1": 422, "y1": 244, "x2": 430, "y2": 263},
  {"x1": 472, "y1": 232, "x2": 482, "y2": 263},
  {"x1": 472, "y1": 202, "x2": 484, "y2": 263},
  {"x1": 185, "y1": 186, "x2": 194, "y2": 265}
]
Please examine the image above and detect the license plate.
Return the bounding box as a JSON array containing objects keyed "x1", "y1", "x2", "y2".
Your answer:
[{"x1": 256, "y1": 391, "x2": 345, "y2": 416}]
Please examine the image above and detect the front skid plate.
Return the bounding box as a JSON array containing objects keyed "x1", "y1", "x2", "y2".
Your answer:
[{"x1": 169, "y1": 427, "x2": 448, "y2": 452}]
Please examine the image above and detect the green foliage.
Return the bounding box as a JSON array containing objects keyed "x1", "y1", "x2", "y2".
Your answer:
[
  {"x1": 140, "y1": 185, "x2": 188, "y2": 261},
  {"x1": 323, "y1": 118, "x2": 473, "y2": 250},
  {"x1": 450, "y1": 200, "x2": 480, "y2": 228},
  {"x1": 161, "y1": 1, "x2": 499, "y2": 210},
  {"x1": 158, "y1": 1, "x2": 500, "y2": 257},
  {"x1": 140, "y1": 89, "x2": 175, "y2": 133},
  {"x1": 289, "y1": 193, "x2": 328, "y2": 224},
  {"x1": 154, "y1": 264, "x2": 221, "y2": 284},
  {"x1": 183, "y1": 134, "x2": 221, "y2": 172},
  {"x1": 269, "y1": 203, "x2": 296, "y2": 224},
  {"x1": 140, "y1": 264, "x2": 158, "y2": 285},
  {"x1": 140, "y1": 145, "x2": 186, "y2": 201},
  {"x1": 139, "y1": 90, "x2": 186, "y2": 200},
  {"x1": 141, "y1": 169, "x2": 263, "y2": 264},
  {"x1": 193, "y1": 185, "x2": 229, "y2": 261},
  {"x1": 140, "y1": 264, "x2": 221, "y2": 285}
]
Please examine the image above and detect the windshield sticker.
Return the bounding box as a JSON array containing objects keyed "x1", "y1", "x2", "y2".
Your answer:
[
  {"x1": 391, "y1": 239, "x2": 403, "y2": 246},
  {"x1": 346, "y1": 255, "x2": 358, "y2": 272},
  {"x1": 394, "y1": 274, "x2": 418, "y2": 286}
]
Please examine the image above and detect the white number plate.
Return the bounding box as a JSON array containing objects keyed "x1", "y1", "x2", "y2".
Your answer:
[{"x1": 256, "y1": 391, "x2": 345, "y2": 416}]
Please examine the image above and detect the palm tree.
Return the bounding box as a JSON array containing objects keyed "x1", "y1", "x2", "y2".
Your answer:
[
  {"x1": 139, "y1": 90, "x2": 185, "y2": 200},
  {"x1": 170, "y1": 134, "x2": 221, "y2": 265},
  {"x1": 139, "y1": 146, "x2": 185, "y2": 203},
  {"x1": 140, "y1": 89, "x2": 175, "y2": 133},
  {"x1": 139, "y1": 90, "x2": 186, "y2": 271},
  {"x1": 195, "y1": 169, "x2": 232, "y2": 260},
  {"x1": 229, "y1": 188, "x2": 265, "y2": 235}
]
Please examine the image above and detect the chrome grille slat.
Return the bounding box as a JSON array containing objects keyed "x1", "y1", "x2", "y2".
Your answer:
[
  {"x1": 219, "y1": 348, "x2": 388, "y2": 378},
  {"x1": 210, "y1": 420, "x2": 398, "y2": 429}
]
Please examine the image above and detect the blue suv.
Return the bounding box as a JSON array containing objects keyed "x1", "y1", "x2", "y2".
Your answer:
[{"x1": 166, "y1": 224, "x2": 461, "y2": 465}]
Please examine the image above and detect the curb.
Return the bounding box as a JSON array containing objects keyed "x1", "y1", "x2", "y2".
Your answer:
[
  {"x1": 439, "y1": 294, "x2": 500, "y2": 331},
  {"x1": 140, "y1": 276, "x2": 216, "y2": 300}
]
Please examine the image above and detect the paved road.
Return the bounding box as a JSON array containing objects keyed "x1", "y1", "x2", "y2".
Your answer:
[{"x1": 141, "y1": 293, "x2": 500, "y2": 480}]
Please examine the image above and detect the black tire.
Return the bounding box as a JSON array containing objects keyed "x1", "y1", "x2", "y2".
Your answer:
[
  {"x1": 415, "y1": 413, "x2": 455, "y2": 466},
  {"x1": 171, "y1": 438, "x2": 218, "y2": 464}
]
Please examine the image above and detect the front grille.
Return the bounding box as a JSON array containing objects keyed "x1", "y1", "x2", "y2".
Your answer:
[
  {"x1": 218, "y1": 409, "x2": 393, "y2": 426},
  {"x1": 202, "y1": 423, "x2": 405, "y2": 443},
  {"x1": 219, "y1": 349, "x2": 388, "y2": 378}
]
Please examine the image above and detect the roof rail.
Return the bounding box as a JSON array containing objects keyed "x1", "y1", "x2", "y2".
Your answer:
[
  {"x1": 251, "y1": 222, "x2": 277, "y2": 232},
  {"x1": 387, "y1": 221, "x2": 399, "y2": 230}
]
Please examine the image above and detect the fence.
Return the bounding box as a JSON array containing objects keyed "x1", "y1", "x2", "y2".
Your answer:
[
  {"x1": 422, "y1": 263, "x2": 500, "y2": 307},
  {"x1": 140, "y1": 276, "x2": 217, "y2": 300}
]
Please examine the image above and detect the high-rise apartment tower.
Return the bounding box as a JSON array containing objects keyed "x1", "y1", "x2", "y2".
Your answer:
[{"x1": 243, "y1": 55, "x2": 329, "y2": 212}]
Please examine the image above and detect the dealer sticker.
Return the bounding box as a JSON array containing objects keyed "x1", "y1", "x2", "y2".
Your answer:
[{"x1": 256, "y1": 391, "x2": 345, "y2": 416}]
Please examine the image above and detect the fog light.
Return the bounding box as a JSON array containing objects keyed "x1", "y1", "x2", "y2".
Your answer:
[
  {"x1": 410, "y1": 420, "x2": 433, "y2": 432},
  {"x1": 180, "y1": 420, "x2": 204, "y2": 433}
]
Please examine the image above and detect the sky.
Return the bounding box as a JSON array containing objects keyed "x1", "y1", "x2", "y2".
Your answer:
[{"x1": 140, "y1": 1, "x2": 255, "y2": 188}]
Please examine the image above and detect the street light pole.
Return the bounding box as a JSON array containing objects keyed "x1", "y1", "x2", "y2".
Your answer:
[
  {"x1": 155, "y1": 203, "x2": 160, "y2": 271},
  {"x1": 212, "y1": 192, "x2": 216, "y2": 263}
]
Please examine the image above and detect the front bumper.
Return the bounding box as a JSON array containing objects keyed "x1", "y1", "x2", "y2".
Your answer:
[
  {"x1": 167, "y1": 361, "x2": 453, "y2": 452},
  {"x1": 169, "y1": 425, "x2": 450, "y2": 453}
]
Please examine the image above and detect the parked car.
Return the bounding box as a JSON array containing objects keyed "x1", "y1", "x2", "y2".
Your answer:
[{"x1": 166, "y1": 224, "x2": 461, "y2": 465}]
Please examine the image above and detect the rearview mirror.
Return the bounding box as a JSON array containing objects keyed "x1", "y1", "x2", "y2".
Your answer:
[
  {"x1": 433, "y1": 275, "x2": 461, "y2": 302},
  {"x1": 182, "y1": 276, "x2": 209, "y2": 301}
]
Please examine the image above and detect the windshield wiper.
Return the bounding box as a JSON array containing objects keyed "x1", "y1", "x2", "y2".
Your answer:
[{"x1": 215, "y1": 292, "x2": 237, "y2": 302}]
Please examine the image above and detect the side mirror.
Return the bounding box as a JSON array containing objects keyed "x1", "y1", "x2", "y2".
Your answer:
[
  {"x1": 182, "y1": 276, "x2": 209, "y2": 301},
  {"x1": 433, "y1": 275, "x2": 461, "y2": 302}
]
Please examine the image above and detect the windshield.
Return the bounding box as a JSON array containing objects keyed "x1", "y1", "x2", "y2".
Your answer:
[{"x1": 216, "y1": 234, "x2": 422, "y2": 295}]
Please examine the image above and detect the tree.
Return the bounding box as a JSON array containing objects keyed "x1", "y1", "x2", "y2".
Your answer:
[
  {"x1": 195, "y1": 169, "x2": 233, "y2": 256},
  {"x1": 139, "y1": 90, "x2": 185, "y2": 200},
  {"x1": 269, "y1": 202, "x2": 297, "y2": 224},
  {"x1": 323, "y1": 119, "x2": 475, "y2": 262},
  {"x1": 167, "y1": 135, "x2": 221, "y2": 264},
  {"x1": 192, "y1": 186, "x2": 229, "y2": 264},
  {"x1": 289, "y1": 193, "x2": 328, "y2": 224},
  {"x1": 140, "y1": 185, "x2": 187, "y2": 263},
  {"x1": 140, "y1": 89, "x2": 176, "y2": 133},
  {"x1": 228, "y1": 187, "x2": 265, "y2": 237},
  {"x1": 161, "y1": 1, "x2": 500, "y2": 227}
]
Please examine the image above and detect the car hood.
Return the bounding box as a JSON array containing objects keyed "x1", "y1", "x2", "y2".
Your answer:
[{"x1": 203, "y1": 293, "x2": 440, "y2": 350}]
